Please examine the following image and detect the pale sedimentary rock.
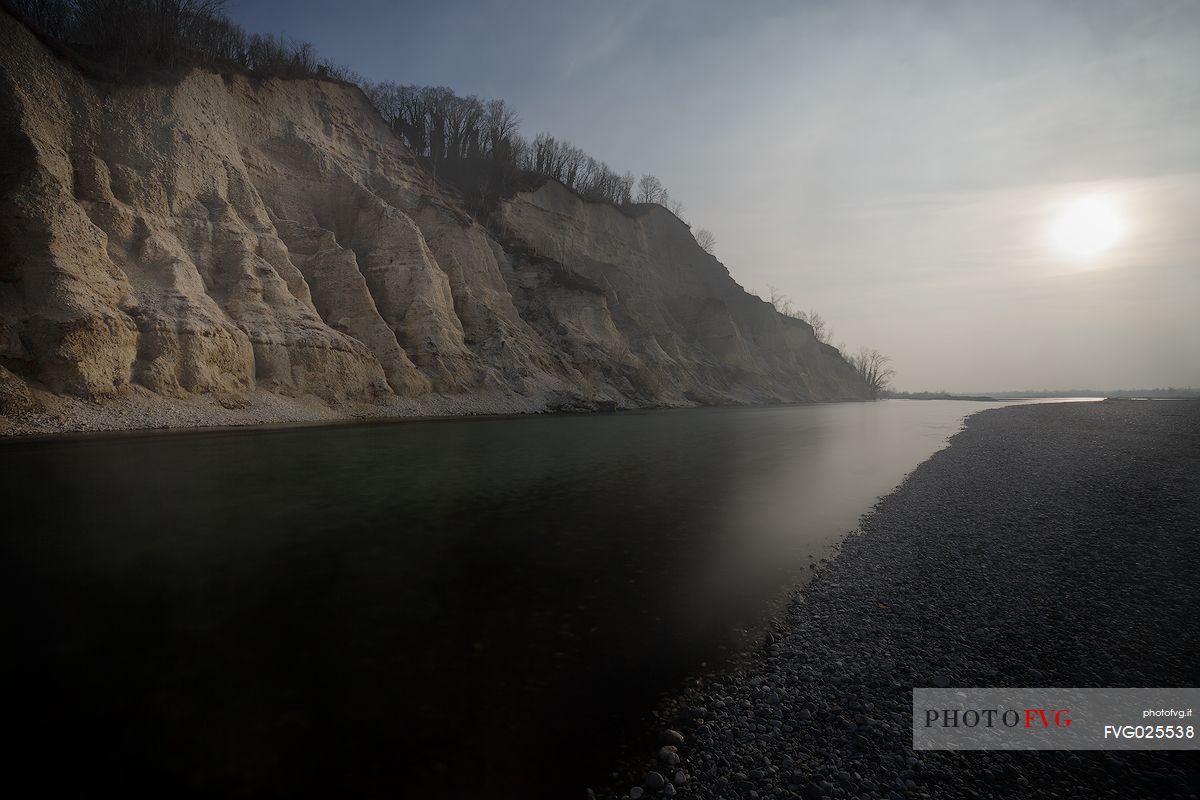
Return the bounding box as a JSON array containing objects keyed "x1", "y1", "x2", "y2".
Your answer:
[{"x1": 0, "y1": 11, "x2": 868, "y2": 425}]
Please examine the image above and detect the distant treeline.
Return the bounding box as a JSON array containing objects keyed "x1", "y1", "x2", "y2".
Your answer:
[
  {"x1": 882, "y1": 390, "x2": 997, "y2": 401},
  {"x1": 4, "y1": 0, "x2": 706, "y2": 228}
]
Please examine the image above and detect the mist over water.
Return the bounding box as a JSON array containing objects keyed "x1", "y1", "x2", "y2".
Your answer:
[{"x1": 1, "y1": 400, "x2": 1053, "y2": 796}]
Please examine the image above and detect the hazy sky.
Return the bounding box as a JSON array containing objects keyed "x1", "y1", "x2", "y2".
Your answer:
[{"x1": 226, "y1": 0, "x2": 1199, "y2": 391}]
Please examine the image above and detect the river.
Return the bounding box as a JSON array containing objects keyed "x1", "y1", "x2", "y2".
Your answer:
[{"x1": 0, "y1": 399, "x2": 1071, "y2": 797}]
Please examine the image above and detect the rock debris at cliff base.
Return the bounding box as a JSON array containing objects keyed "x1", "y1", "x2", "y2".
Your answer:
[
  {"x1": 618, "y1": 400, "x2": 1200, "y2": 800},
  {"x1": 0, "y1": 383, "x2": 563, "y2": 436}
]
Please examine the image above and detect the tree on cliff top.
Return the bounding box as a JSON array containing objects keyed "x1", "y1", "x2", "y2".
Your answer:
[
  {"x1": 801, "y1": 309, "x2": 831, "y2": 344},
  {"x1": 5, "y1": 0, "x2": 368, "y2": 79},
  {"x1": 636, "y1": 174, "x2": 666, "y2": 205},
  {"x1": 768, "y1": 286, "x2": 797, "y2": 319},
  {"x1": 848, "y1": 348, "x2": 895, "y2": 398}
]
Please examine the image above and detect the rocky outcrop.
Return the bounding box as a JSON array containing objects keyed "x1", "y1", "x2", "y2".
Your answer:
[{"x1": 0, "y1": 11, "x2": 868, "y2": 431}]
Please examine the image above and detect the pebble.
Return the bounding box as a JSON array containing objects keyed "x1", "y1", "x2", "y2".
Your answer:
[{"x1": 659, "y1": 729, "x2": 684, "y2": 747}]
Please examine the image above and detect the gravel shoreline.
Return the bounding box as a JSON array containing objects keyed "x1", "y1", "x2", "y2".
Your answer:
[
  {"x1": 0, "y1": 386, "x2": 615, "y2": 438},
  {"x1": 618, "y1": 400, "x2": 1200, "y2": 800},
  {"x1": 0, "y1": 384, "x2": 858, "y2": 439}
]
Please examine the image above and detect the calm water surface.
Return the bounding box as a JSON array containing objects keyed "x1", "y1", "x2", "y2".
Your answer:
[{"x1": 1, "y1": 400, "x2": 1033, "y2": 797}]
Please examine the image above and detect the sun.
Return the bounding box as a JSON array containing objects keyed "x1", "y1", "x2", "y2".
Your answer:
[{"x1": 1050, "y1": 194, "x2": 1124, "y2": 259}]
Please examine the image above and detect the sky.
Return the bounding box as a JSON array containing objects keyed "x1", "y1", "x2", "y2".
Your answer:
[{"x1": 225, "y1": 0, "x2": 1199, "y2": 392}]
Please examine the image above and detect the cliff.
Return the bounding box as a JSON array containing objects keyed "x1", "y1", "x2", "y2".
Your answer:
[{"x1": 0, "y1": 12, "x2": 869, "y2": 434}]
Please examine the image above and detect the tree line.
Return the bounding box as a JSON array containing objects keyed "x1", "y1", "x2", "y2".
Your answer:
[
  {"x1": 768, "y1": 286, "x2": 832, "y2": 344},
  {"x1": 360, "y1": 83, "x2": 691, "y2": 212},
  {"x1": 361, "y1": 80, "x2": 711, "y2": 225},
  {"x1": 5, "y1": 0, "x2": 365, "y2": 80}
]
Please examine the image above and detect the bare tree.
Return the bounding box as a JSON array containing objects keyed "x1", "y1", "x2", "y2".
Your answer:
[
  {"x1": 561, "y1": 145, "x2": 589, "y2": 190},
  {"x1": 636, "y1": 174, "x2": 666, "y2": 205},
  {"x1": 482, "y1": 98, "x2": 520, "y2": 161},
  {"x1": 767, "y1": 285, "x2": 799, "y2": 319},
  {"x1": 8, "y1": 0, "x2": 75, "y2": 38},
  {"x1": 443, "y1": 93, "x2": 484, "y2": 160},
  {"x1": 421, "y1": 86, "x2": 456, "y2": 163},
  {"x1": 848, "y1": 347, "x2": 895, "y2": 398},
  {"x1": 805, "y1": 309, "x2": 832, "y2": 344},
  {"x1": 617, "y1": 171, "x2": 635, "y2": 205},
  {"x1": 508, "y1": 135, "x2": 529, "y2": 168},
  {"x1": 531, "y1": 132, "x2": 574, "y2": 180},
  {"x1": 775, "y1": 301, "x2": 834, "y2": 343},
  {"x1": 694, "y1": 228, "x2": 716, "y2": 254}
]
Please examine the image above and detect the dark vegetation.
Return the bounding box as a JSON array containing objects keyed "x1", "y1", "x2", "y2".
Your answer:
[
  {"x1": 846, "y1": 348, "x2": 895, "y2": 399},
  {"x1": 364, "y1": 80, "x2": 636, "y2": 205},
  {"x1": 883, "y1": 390, "x2": 998, "y2": 401},
  {"x1": 4, "y1": 0, "x2": 367, "y2": 81}
]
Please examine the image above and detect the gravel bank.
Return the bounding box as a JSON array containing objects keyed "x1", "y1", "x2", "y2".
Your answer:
[
  {"x1": 0, "y1": 385, "x2": 620, "y2": 437},
  {"x1": 620, "y1": 400, "x2": 1200, "y2": 800}
]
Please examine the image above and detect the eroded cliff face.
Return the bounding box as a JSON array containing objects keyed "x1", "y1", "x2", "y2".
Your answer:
[
  {"x1": 496, "y1": 184, "x2": 867, "y2": 405},
  {"x1": 0, "y1": 12, "x2": 868, "y2": 429}
]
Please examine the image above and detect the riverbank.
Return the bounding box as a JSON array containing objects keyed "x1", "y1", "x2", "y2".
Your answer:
[
  {"x1": 0, "y1": 382, "x2": 880, "y2": 438},
  {"x1": 617, "y1": 400, "x2": 1200, "y2": 800},
  {"x1": 0, "y1": 385, "x2": 614, "y2": 437}
]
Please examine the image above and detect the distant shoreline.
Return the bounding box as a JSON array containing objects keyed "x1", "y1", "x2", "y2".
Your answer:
[
  {"x1": 883, "y1": 393, "x2": 999, "y2": 401},
  {"x1": 888, "y1": 389, "x2": 1199, "y2": 401}
]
